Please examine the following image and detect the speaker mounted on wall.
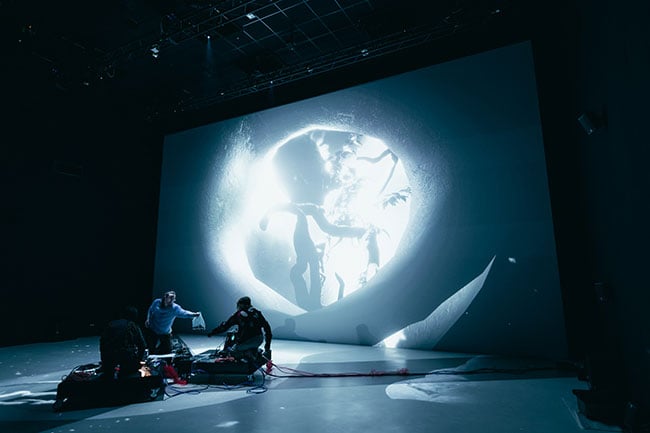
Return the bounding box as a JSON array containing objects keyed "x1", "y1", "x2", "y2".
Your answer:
[{"x1": 578, "y1": 108, "x2": 607, "y2": 135}]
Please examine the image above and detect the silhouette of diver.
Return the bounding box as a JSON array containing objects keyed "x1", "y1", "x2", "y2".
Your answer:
[{"x1": 260, "y1": 203, "x2": 366, "y2": 311}]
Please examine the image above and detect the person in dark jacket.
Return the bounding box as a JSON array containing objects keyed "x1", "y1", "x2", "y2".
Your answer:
[
  {"x1": 208, "y1": 296, "x2": 272, "y2": 358},
  {"x1": 100, "y1": 305, "x2": 147, "y2": 379}
]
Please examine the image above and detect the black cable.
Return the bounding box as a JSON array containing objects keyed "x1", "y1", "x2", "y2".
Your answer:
[
  {"x1": 162, "y1": 353, "x2": 565, "y2": 398},
  {"x1": 263, "y1": 360, "x2": 563, "y2": 379},
  {"x1": 165, "y1": 383, "x2": 209, "y2": 397},
  {"x1": 263, "y1": 360, "x2": 415, "y2": 378},
  {"x1": 428, "y1": 366, "x2": 560, "y2": 376},
  {"x1": 246, "y1": 368, "x2": 267, "y2": 394}
]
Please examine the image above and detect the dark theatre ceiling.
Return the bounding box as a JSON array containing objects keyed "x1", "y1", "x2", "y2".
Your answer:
[{"x1": 3, "y1": 0, "x2": 547, "y2": 131}]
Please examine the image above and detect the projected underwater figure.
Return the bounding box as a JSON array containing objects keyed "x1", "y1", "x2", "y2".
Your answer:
[
  {"x1": 260, "y1": 203, "x2": 366, "y2": 311},
  {"x1": 254, "y1": 128, "x2": 411, "y2": 310}
]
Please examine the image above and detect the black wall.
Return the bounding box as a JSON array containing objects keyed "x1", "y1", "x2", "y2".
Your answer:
[
  {"x1": 534, "y1": 0, "x2": 650, "y2": 423},
  {"x1": 3, "y1": 81, "x2": 163, "y2": 346},
  {"x1": 576, "y1": 0, "x2": 649, "y2": 419}
]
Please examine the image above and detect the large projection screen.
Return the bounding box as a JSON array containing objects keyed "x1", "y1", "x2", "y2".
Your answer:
[{"x1": 153, "y1": 41, "x2": 567, "y2": 359}]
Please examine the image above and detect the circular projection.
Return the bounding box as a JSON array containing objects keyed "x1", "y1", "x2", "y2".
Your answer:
[{"x1": 236, "y1": 127, "x2": 411, "y2": 311}]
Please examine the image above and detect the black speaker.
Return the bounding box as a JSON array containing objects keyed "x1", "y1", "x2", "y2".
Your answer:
[
  {"x1": 578, "y1": 112, "x2": 597, "y2": 135},
  {"x1": 578, "y1": 109, "x2": 607, "y2": 135},
  {"x1": 53, "y1": 364, "x2": 165, "y2": 411}
]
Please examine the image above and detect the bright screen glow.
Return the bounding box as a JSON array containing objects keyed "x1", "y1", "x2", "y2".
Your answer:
[{"x1": 154, "y1": 41, "x2": 568, "y2": 359}]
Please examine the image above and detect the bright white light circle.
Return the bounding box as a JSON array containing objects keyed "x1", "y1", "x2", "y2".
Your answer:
[{"x1": 238, "y1": 126, "x2": 412, "y2": 310}]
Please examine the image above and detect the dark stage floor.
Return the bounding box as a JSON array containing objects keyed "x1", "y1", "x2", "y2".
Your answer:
[{"x1": 0, "y1": 335, "x2": 616, "y2": 433}]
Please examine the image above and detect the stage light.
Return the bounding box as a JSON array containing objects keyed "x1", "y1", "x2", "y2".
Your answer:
[
  {"x1": 150, "y1": 45, "x2": 160, "y2": 58},
  {"x1": 246, "y1": 13, "x2": 256, "y2": 20}
]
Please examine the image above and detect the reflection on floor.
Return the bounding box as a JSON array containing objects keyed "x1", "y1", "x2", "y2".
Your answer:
[{"x1": 0, "y1": 335, "x2": 618, "y2": 433}]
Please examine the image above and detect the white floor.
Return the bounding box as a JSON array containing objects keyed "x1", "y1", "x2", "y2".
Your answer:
[{"x1": 0, "y1": 334, "x2": 618, "y2": 433}]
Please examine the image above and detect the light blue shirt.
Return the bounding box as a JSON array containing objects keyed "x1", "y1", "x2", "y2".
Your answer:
[{"x1": 147, "y1": 299, "x2": 195, "y2": 335}]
